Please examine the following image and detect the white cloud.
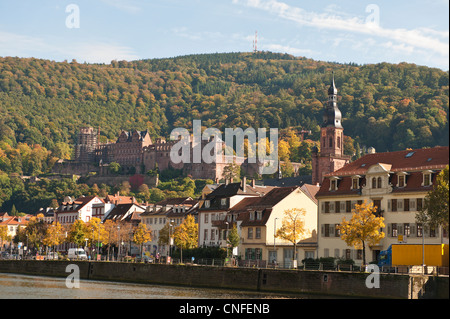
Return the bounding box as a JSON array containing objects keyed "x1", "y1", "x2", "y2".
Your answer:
[
  {"x1": 0, "y1": 30, "x2": 140, "y2": 63},
  {"x1": 232, "y1": 0, "x2": 449, "y2": 58},
  {"x1": 263, "y1": 43, "x2": 314, "y2": 56}
]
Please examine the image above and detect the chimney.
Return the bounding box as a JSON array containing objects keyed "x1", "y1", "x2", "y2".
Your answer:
[
  {"x1": 215, "y1": 178, "x2": 219, "y2": 184},
  {"x1": 225, "y1": 179, "x2": 229, "y2": 185},
  {"x1": 242, "y1": 176, "x2": 247, "y2": 192},
  {"x1": 251, "y1": 179, "x2": 256, "y2": 188}
]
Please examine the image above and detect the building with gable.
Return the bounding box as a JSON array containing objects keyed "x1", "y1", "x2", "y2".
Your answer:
[{"x1": 316, "y1": 146, "x2": 449, "y2": 265}]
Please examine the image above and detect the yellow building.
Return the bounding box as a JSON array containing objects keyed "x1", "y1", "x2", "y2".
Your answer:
[
  {"x1": 236, "y1": 184, "x2": 319, "y2": 268},
  {"x1": 316, "y1": 146, "x2": 449, "y2": 265}
]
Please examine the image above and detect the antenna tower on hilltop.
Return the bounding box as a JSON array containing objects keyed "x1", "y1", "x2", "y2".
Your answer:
[{"x1": 253, "y1": 31, "x2": 258, "y2": 53}]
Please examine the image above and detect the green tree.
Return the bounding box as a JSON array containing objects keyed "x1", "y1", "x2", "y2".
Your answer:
[{"x1": 416, "y1": 166, "x2": 449, "y2": 233}]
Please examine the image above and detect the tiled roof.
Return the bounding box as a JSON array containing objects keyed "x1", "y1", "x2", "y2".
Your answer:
[
  {"x1": 327, "y1": 146, "x2": 448, "y2": 177},
  {"x1": 317, "y1": 146, "x2": 449, "y2": 197}
]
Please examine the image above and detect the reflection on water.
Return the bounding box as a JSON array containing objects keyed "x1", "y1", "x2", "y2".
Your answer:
[{"x1": 0, "y1": 273, "x2": 301, "y2": 299}]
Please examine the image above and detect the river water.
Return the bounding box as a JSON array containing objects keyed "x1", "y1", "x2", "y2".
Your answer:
[{"x1": 0, "y1": 272, "x2": 302, "y2": 299}]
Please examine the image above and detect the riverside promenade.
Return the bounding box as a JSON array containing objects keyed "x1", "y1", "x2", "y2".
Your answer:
[{"x1": 0, "y1": 260, "x2": 448, "y2": 299}]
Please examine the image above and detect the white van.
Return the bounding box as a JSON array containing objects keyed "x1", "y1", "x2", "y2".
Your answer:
[{"x1": 68, "y1": 248, "x2": 88, "y2": 260}]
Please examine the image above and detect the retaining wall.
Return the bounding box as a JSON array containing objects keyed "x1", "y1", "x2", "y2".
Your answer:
[{"x1": 0, "y1": 261, "x2": 447, "y2": 299}]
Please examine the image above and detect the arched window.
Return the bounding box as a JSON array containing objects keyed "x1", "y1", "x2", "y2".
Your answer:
[
  {"x1": 377, "y1": 177, "x2": 382, "y2": 188},
  {"x1": 337, "y1": 137, "x2": 341, "y2": 149},
  {"x1": 329, "y1": 137, "x2": 333, "y2": 148},
  {"x1": 372, "y1": 177, "x2": 377, "y2": 189}
]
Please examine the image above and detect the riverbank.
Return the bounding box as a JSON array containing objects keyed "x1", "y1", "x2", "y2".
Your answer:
[{"x1": 0, "y1": 260, "x2": 448, "y2": 299}]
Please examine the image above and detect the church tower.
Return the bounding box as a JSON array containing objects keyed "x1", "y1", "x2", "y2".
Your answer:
[{"x1": 312, "y1": 74, "x2": 350, "y2": 185}]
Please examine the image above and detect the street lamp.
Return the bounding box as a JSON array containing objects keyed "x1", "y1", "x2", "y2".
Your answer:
[
  {"x1": 168, "y1": 219, "x2": 174, "y2": 263},
  {"x1": 117, "y1": 225, "x2": 121, "y2": 262},
  {"x1": 225, "y1": 222, "x2": 229, "y2": 259},
  {"x1": 273, "y1": 218, "x2": 279, "y2": 266}
]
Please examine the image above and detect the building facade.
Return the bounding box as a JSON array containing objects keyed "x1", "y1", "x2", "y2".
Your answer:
[{"x1": 316, "y1": 146, "x2": 449, "y2": 265}]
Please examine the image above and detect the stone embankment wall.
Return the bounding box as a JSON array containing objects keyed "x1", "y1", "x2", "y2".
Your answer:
[{"x1": 0, "y1": 261, "x2": 447, "y2": 299}]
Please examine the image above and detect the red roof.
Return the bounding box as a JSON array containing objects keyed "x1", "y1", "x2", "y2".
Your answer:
[
  {"x1": 327, "y1": 146, "x2": 448, "y2": 177},
  {"x1": 317, "y1": 146, "x2": 449, "y2": 198}
]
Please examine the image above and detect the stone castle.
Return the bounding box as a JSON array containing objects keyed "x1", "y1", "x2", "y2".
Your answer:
[
  {"x1": 56, "y1": 126, "x2": 263, "y2": 181},
  {"x1": 55, "y1": 75, "x2": 344, "y2": 185}
]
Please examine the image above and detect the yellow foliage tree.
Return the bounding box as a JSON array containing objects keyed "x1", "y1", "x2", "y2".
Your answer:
[
  {"x1": 338, "y1": 201, "x2": 385, "y2": 265},
  {"x1": 174, "y1": 215, "x2": 198, "y2": 262},
  {"x1": 275, "y1": 208, "x2": 308, "y2": 267},
  {"x1": 43, "y1": 221, "x2": 65, "y2": 251},
  {"x1": 133, "y1": 223, "x2": 152, "y2": 257}
]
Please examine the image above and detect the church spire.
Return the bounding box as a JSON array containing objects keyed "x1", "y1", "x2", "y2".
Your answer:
[{"x1": 322, "y1": 72, "x2": 343, "y2": 129}]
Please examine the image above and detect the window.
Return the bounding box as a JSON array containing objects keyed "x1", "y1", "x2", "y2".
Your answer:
[
  {"x1": 417, "y1": 223, "x2": 423, "y2": 237},
  {"x1": 377, "y1": 177, "x2": 382, "y2": 188},
  {"x1": 248, "y1": 228, "x2": 253, "y2": 239},
  {"x1": 398, "y1": 175, "x2": 405, "y2": 187},
  {"x1": 335, "y1": 201, "x2": 340, "y2": 213},
  {"x1": 392, "y1": 223, "x2": 398, "y2": 237},
  {"x1": 324, "y1": 202, "x2": 330, "y2": 214},
  {"x1": 324, "y1": 224, "x2": 330, "y2": 237},
  {"x1": 352, "y1": 178, "x2": 359, "y2": 190},
  {"x1": 372, "y1": 177, "x2": 377, "y2": 189},
  {"x1": 204, "y1": 200, "x2": 210, "y2": 208},
  {"x1": 211, "y1": 229, "x2": 215, "y2": 240},
  {"x1": 423, "y1": 173, "x2": 432, "y2": 187},
  {"x1": 404, "y1": 199, "x2": 410, "y2": 212},
  {"x1": 204, "y1": 229, "x2": 208, "y2": 241},
  {"x1": 417, "y1": 198, "x2": 423, "y2": 211},
  {"x1": 356, "y1": 250, "x2": 363, "y2": 260},
  {"x1": 255, "y1": 227, "x2": 261, "y2": 239},
  {"x1": 404, "y1": 223, "x2": 410, "y2": 237},
  {"x1": 330, "y1": 179, "x2": 337, "y2": 191},
  {"x1": 221, "y1": 198, "x2": 227, "y2": 206},
  {"x1": 346, "y1": 201, "x2": 352, "y2": 213},
  {"x1": 256, "y1": 211, "x2": 262, "y2": 220},
  {"x1": 335, "y1": 224, "x2": 340, "y2": 237},
  {"x1": 391, "y1": 199, "x2": 397, "y2": 212},
  {"x1": 204, "y1": 213, "x2": 209, "y2": 224}
]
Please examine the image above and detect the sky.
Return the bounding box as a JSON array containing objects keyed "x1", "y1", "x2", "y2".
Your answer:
[{"x1": 0, "y1": 0, "x2": 448, "y2": 70}]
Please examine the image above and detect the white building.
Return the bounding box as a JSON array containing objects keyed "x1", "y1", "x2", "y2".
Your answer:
[{"x1": 316, "y1": 146, "x2": 449, "y2": 265}]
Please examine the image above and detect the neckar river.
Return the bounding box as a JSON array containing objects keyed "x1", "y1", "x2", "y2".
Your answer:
[{"x1": 0, "y1": 273, "x2": 304, "y2": 299}]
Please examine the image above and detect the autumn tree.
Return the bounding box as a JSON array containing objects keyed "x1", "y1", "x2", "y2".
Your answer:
[
  {"x1": 416, "y1": 166, "x2": 449, "y2": 234},
  {"x1": 43, "y1": 221, "x2": 65, "y2": 252},
  {"x1": 338, "y1": 201, "x2": 385, "y2": 265},
  {"x1": 68, "y1": 219, "x2": 88, "y2": 248},
  {"x1": 174, "y1": 215, "x2": 198, "y2": 262},
  {"x1": 275, "y1": 208, "x2": 308, "y2": 268},
  {"x1": 227, "y1": 224, "x2": 240, "y2": 257},
  {"x1": 133, "y1": 223, "x2": 152, "y2": 258}
]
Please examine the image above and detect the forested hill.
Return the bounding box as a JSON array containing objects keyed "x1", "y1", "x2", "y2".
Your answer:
[{"x1": 0, "y1": 51, "x2": 449, "y2": 175}]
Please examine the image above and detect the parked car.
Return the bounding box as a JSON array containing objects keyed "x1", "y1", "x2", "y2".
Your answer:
[
  {"x1": 68, "y1": 248, "x2": 88, "y2": 260},
  {"x1": 45, "y1": 252, "x2": 59, "y2": 260},
  {"x1": 136, "y1": 255, "x2": 153, "y2": 263}
]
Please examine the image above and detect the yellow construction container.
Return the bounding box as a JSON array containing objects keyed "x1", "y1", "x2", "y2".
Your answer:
[{"x1": 392, "y1": 244, "x2": 449, "y2": 267}]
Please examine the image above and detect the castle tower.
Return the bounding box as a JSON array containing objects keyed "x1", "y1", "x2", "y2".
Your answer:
[
  {"x1": 312, "y1": 74, "x2": 350, "y2": 185},
  {"x1": 74, "y1": 127, "x2": 98, "y2": 163}
]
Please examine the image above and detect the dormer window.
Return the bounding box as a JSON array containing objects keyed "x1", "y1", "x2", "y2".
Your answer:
[
  {"x1": 397, "y1": 172, "x2": 409, "y2": 188},
  {"x1": 221, "y1": 198, "x2": 227, "y2": 206},
  {"x1": 351, "y1": 175, "x2": 361, "y2": 190},
  {"x1": 204, "y1": 200, "x2": 210, "y2": 208},
  {"x1": 329, "y1": 178, "x2": 339, "y2": 191},
  {"x1": 422, "y1": 170, "x2": 433, "y2": 187}
]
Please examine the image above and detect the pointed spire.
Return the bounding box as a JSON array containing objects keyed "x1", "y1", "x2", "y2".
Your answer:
[{"x1": 328, "y1": 71, "x2": 338, "y2": 96}]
